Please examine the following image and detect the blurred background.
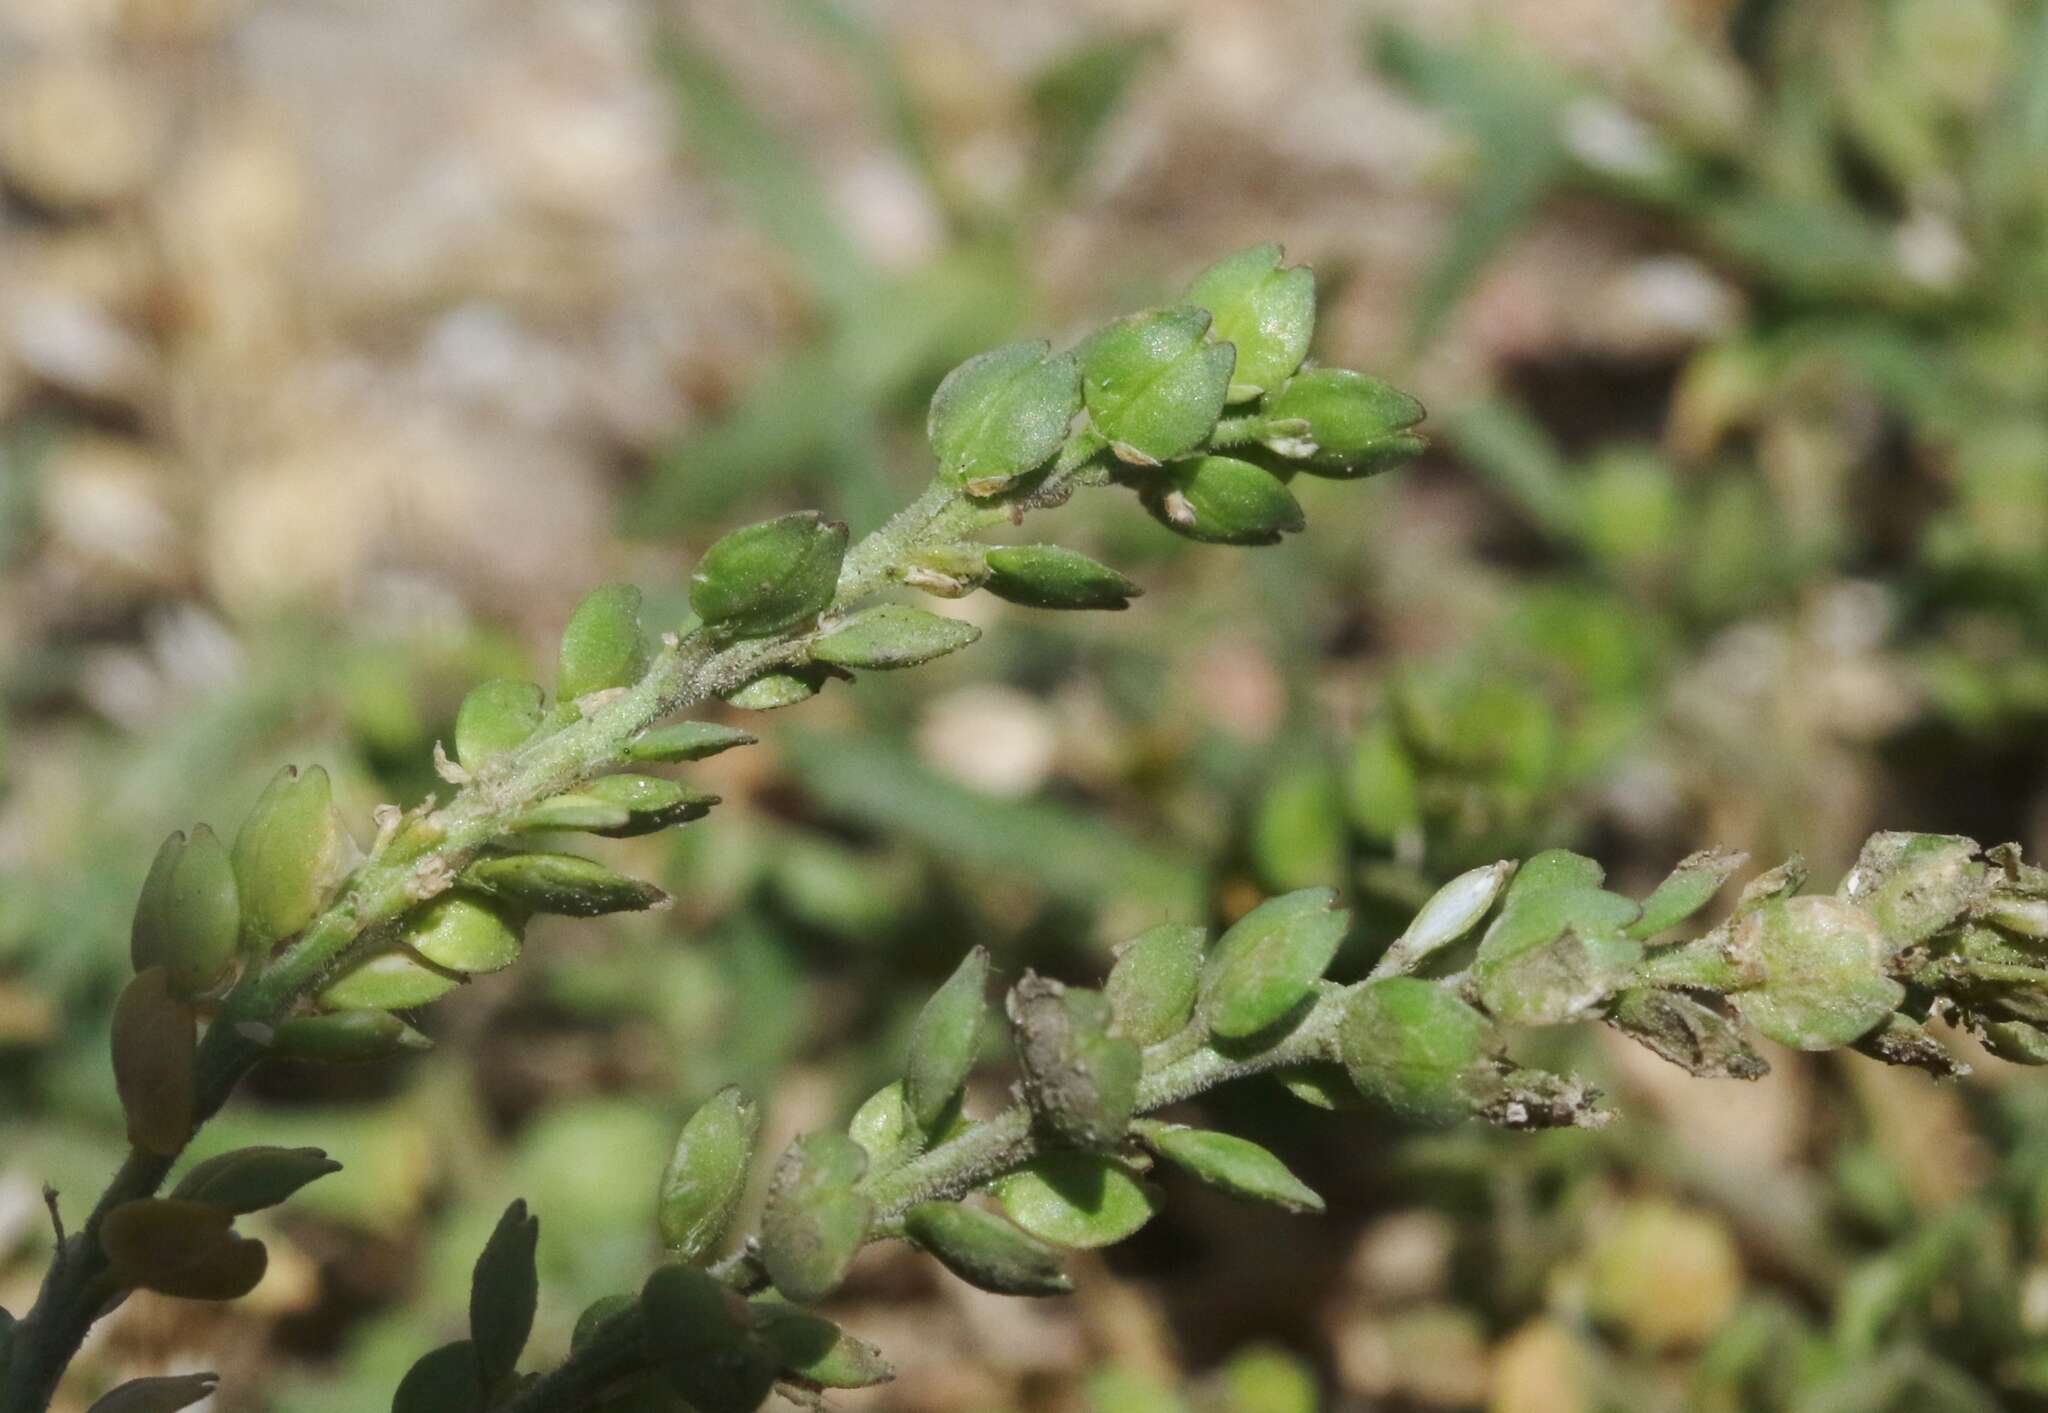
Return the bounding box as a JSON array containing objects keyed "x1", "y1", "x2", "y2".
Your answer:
[{"x1": 4, "y1": 0, "x2": 2048, "y2": 1408}]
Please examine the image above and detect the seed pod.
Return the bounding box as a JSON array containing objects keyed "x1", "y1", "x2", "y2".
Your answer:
[
  {"x1": 760, "y1": 1132, "x2": 873, "y2": 1304},
  {"x1": 270, "y1": 1009, "x2": 432, "y2": 1062},
  {"x1": 82, "y1": 1372, "x2": 220, "y2": 1413},
  {"x1": 1605, "y1": 989, "x2": 1769, "y2": 1080},
  {"x1": 171, "y1": 1146, "x2": 340, "y2": 1215},
  {"x1": 1008, "y1": 974, "x2": 1142, "y2": 1150},
  {"x1": 690, "y1": 512, "x2": 848, "y2": 641},
  {"x1": 112, "y1": 968, "x2": 196, "y2": 1156},
  {"x1": 1144, "y1": 454, "x2": 1304, "y2": 546},
  {"x1": 983, "y1": 544, "x2": 1141, "y2": 611},
  {"x1": 454, "y1": 680, "x2": 546, "y2": 770},
  {"x1": 1184, "y1": 243, "x2": 1316, "y2": 402},
  {"x1": 640, "y1": 1264, "x2": 778, "y2": 1413},
  {"x1": 905, "y1": 947, "x2": 989, "y2": 1134},
  {"x1": 144, "y1": 825, "x2": 241, "y2": 1000},
  {"x1": 462, "y1": 851, "x2": 667, "y2": 916},
  {"x1": 392, "y1": 1341, "x2": 484, "y2": 1413},
  {"x1": 1141, "y1": 1123, "x2": 1323, "y2": 1215},
  {"x1": 1340, "y1": 977, "x2": 1499, "y2": 1126},
  {"x1": 1260, "y1": 367, "x2": 1426, "y2": 477},
  {"x1": 810, "y1": 605, "x2": 980, "y2": 671},
  {"x1": 581, "y1": 774, "x2": 719, "y2": 837},
  {"x1": 722, "y1": 668, "x2": 824, "y2": 711},
  {"x1": 658, "y1": 1086, "x2": 760, "y2": 1261},
  {"x1": 100, "y1": 1199, "x2": 268, "y2": 1301},
  {"x1": 401, "y1": 891, "x2": 524, "y2": 974},
  {"x1": 1730, "y1": 897, "x2": 1903, "y2": 1050},
  {"x1": 904, "y1": 1200, "x2": 1072, "y2": 1296},
  {"x1": 558, "y1": 585, "x2": 648, "y2": 702},
  {"x1": 751, "y1": 1303, "x2": 895, "y2": 1389},
  {"x1": 316, "y1": 949, "x2": 459, "y2": 1012},
  {"x1": 232, "y1": 765, "x2": 349, "y2": 953},
  {"x1": 625, "y1": 721, "x2": 757, "y2": 764},
  {"x1": 927, "y1": 339, "x2": 1082, "y2": 494},
  {"x1": 995, "y1": 1152, "x2": 1161, "y2": 1248},
  {"x1": 471, "y1": 1199, "x2": 539, "y2": 1387},
  {"x1": 1080, "y1": 307, "x2": 1235, "y2": 465},
  {"x1": 1377, "y1": 860, "x2": 1515, "y2": 976},
  {"x1": 1200, "y1": 888, "x2": 1348, "y2": 1040},
  {"x1": 1628, "y1": 848, "x2": 1749, "y2": 939},
  {"x1": 1839, "y1": 832, "x2": 1984, "y2": 948},
  {"x1": 1106, "y1": 923, "x2": 1204, "y2": 1046}
]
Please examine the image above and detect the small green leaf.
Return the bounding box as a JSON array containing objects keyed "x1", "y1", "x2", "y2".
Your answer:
[
  {"x1": 1201, "y1": 888, "x2": 1347, "y2": 1040},
  {"x1": 1144, "y1": 454, "x2": 1304, "y2": 546},
  {"x1": 626, "y1": 721, "x2": 756, "y2": 763},
  {"x1": 1340, "y1": 977, "x2": 1498, "y2": 1125},
  {"x1": 1980, "y1": 1019, "x2": 2048, "y2": 1065},
  {"x1": 722, "y1": 668, "x2": 824, "y2": 711},
  {"x1": 455, "y1": 680, "x2": 546, "y2": 770},
  {"x1": 1271, "y1": 1064, "x2": 1362, "y2": 1111},
  {"x1": 509, "y1": 794, "x2": 633, "y2": 834},
  {"x1": 392, "y1": 1341, "x2": 484, "y2": 1413},
  {"x1": 270, "y1": 1009, "x2": 432, "y2": 1063},
  {"x1": 658, "y1": 1086, "x2": 760, "y2": 1261},
  {"x1": 130, "y1": 831, "x2": 186, "y2": 976},
  {"x1": 812, "y1": 605, "x2": 981, "y2": 670},
  {"x1": 1261, "y1": 367, "x2": 1426, "y2": 477},
  {"x1": 927, "y1": 339, "x2": 1082, "y2": 493},
  {"x1": 558, "y1": 585, "x2": 648, "y2": 701},
  {"x1": 232, "y1": 764, "x2": 349, "y2": 953},
  {"x1": 760, "y1": 1132, "x2": 873, "y2": 1303},
  {"x1": 1628, "y1": 848, "x2": 1749, "y2": 939},
  {"x1": 996, "y1": 1152, "x2": 1161, "y2": 1248},
  {"x1": 158, "y1": 824, "x2": 241, "y2": 1000},
  {"x1": 401, "y1": 891, "x2": 524, "y2": 974},
  {"x1": 690, "y1": 511, "x2": 848, "y2": 641},
  {"x1": 1008, "y1": 974, "x2": 1141, "y2": 1149},
  {"x1": 1606, "y1": 989, "x2": 1769, "y2": 1080},
  {"x1": 1731, "y1": 897, "x2": 1904, "y2": 1050},
  {"x1": 1138, "y1": 1122, "x2": 1323, "y2": 1213},
  {"x1": 640, "y1": 1265, "x2": 778, "y2": 1413},
  {"x1": 85, "y1": 1372, "x2": 221, "y2": 1413},
  {"x1": 848, "y1": 1080, "x2": 921, "y2": 1172},
  {"x1": 905, "y1": 947, "x2": 989, "y2": 1134},
  {"x1": 581, "y1": 773, "x2": 719, "y2": 837},
  {"x1": 983, "y1": 544, "x2": 1141, "y2": 610},
  {"x1": 1184, "y1": 243, "x2": 1315, "y2": 401},
  {"x1": 112, "y1": 968, "x2": 196, "y2": 1156},
  {"x1": 316, "y1": 949, "x2": 459, "y2": 1012},
  {"x1": 752, "y1": 1303, "x2": 896, "y2": 1389},
  {"x1": 462, "y1": 851, "x2": 667, "y2": 916},
  {"x1": 904, "y1": 1200, "x2": 1072, "y2": 1296},
  {"x1": 1473, "y1": 850, "x2": 1640, "y2": 970},
  {"x1": 470, "y1": 1199, "x2": 540, "y2": 1386},
  {"x1": 1080, "y1": 307, "x2": 1235, "y2": 464},
  {"x1": 1106, "y1": 923, "x2": 1205, "y2": 1046},
  {"x1": 172, "y1": 1146, "x2": 340, "y2": 1215}
]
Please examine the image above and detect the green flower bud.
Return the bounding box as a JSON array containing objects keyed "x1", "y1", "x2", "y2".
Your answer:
[
  {"x1": 625, "y1": 721, "x2": 756, "y2": 764},
  {"x1": 1105, "y1": 923, "x2": 1204, "y2": 1046},
  {"x1": 83, "y1": 1372, "x2": 221, "y2": 1413},
  {"x1": 905, "y1": 946, "x2": 989, "y2": 1134},
  {"x1": 171, "y1": 1146, "x2": 340, "y2": 1215},
  {"x1": 1008, "y1": 974, "x2": 1142, "y2": 1150},
  {"x1": 232, "y1": 764, "x2": 351, "y2": 953},
  {"x1": 751, "y1": 1303, "x2": 895, "y2": 1389},
  {"x1": 1340, "y1": 977, "x2": 1499, "y2": 1126},
  {"x1": 1605, "y1": 989, "x2": 1769, "y2": 1080},
  {"x1": 640, "y1": 1265, "x2": 777, "y2": 1413},
  {"x1": 1839, "y1": 832, "x2": 1984, "y2": 948},
  {"x1": 1979, "y1": 1018, "x2": 2048, "y2": 1065},
  {"x1": 454, "y1": 680, "x2": 546, "y2": 771},
  {"x1": 401, "y1": 891, "x2": 524, "y2": 974},
  {"x1": 581, "y1": 773, "x2": 719, "y2": 837},
  {"x1": 1184, "y1": 243, "x2": 1315, "y2": 402},
  {"x1": 392, "y1": 1342, "x2": 484, "y2": 1413},
  {"x1": 111, "y1": 967, "x2": 196, "y2": 1156},
  {"x1": 1628, "y1": 847, "x2": 1749, "y2": 939},
  {"x1": 270, "y1": 1009, "x2": 432, "y2": 1063},
  {"x1": 558, "y1": 585, "x2": 648, "y2": 702},
  {"x1": 927, "y1": 339, "x2": 1082, "y2": 494},
  {"x1": 1136, "y1": 1122, "x2": 1323, "y2": 1214},
  {"x1": 100, "y1": 1199, "x2": 267, "y2": 1301},
  {"x1": 760, "y1": 1132, "x2": 874, "y2": 1303},
  {"x1": 1200, "y1": 888, "x2": 1348, "y2": 1040},
  {"x1": 462, "y1": 851, "x2": 667, "y2": 916},
  {"x1": 995, "y1": 1152, "x2": 1161, "y2": 1248},
  {"x1": 903, "y1": 1200, "x2": 1072, "y2": 1296},
  {"x1": 1080, "y1": 307, "x2": 1235, "y2": 465},
  {"x1": 132, "y1": 825, "x2": 241, "y2": 1000},
  {"x1": 983, "y1": 544, "x2": 1141, "y2": 611},
  {"x1": 1260, "y1": 367, "x2": 1426, "y2": 477},
  {"x1": 1144, "y1": 454, "x2": 1304, "y2": 545},
  {"x1": 658, "y1": 1086, "x2": 760, "y2": 1261},
  {"x1": 722, "y1": 667, "x2": 826, "y2": 711},
  {"x1": 1376, "y1": 860, "x2": 1514, "y2": 976},
  {"x1": 690, "y1": 511, "x2": 848, "y2": 641},
  {"x1": 811, "y1": 605, "x2": 981, "y2": 670},
  {"x1": 316, "y1": 949, "x2": 459, "y2": 1012},
  {"x1": 1730, "y1": 897, "x2": 1904, "y2": 1050},
  {"x1": 470, "y1": 1199, "x2": 539, "y2": 1387}
]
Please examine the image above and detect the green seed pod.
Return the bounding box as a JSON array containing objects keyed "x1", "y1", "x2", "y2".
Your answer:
[
  {"x1": 811, "y1": 605, "x2": 981, "y2": 670},
  {"x1": 111, "y1": 967, "x2": 196, "y2": 1156},
  {"x1": 1184, "y1": 243, "x2": 1316, "y2": 402},
  {"x1": 557, "y1": 585, "x2": 648, "y2": 702},
  {"x1": 1105, "y1": 923, "x2": 1204, "y2": 1046},
  {"x1": 1137, "y1": 1122, "x2": 1324, "y2": 1214},
  {"x1": 1008, "y1": 974, "x2": 1142, "y2": 1150},
  {"x1": 1840, "y1": 832, "x2": 1984, "y2": 948},
  {"x1": 130, "y1": 830, "x2": 185, "y2": 975},
  {"x1": 1377, "y1": 860, "x2": 1515, "y2": 976},
  {"x1": 462, "y1": 851, "x2": 667, "y2": 916},
  {"x1": 640, "y1": 1264, "x2": 778, "y2": 1413},
  {"x1": 722, "y1": 668, "x2": 824, "y2": 711},
  {"x1": 401, "y1": 891, "x2": 524, "y2": 974},
  {"x1": 1340, "y1": 977, "x2": 1499, "y2": 1126},
  {"x1": 904, "y1": 1200, "x2": 1073, "y2": 1296},
  {"x1": 1144, "y1": 455, "x2": 1304, "y2": 546},
  {"x1": 581, "y1": 773, "x2": 719, "y2": 837},
  {"x1": 1260, "y1": 367, "x2": 1426, "y2": 477},
  {"x1": 927, "y1": 339, "x2": 1082, "y2": 494},
  {"x1": 625, "y1": 721, "x2": 756, "y2": 764},
  {"x1": 100, "y1": 1199, "x2": 268, "y2": 1301},
  {"x1": 1628, "y1": 847, "x2": 1749, "y2": 939},
  {"x1": 316, "y1": 949, "x2": 459, "y2": 1012},
  {"x1": 905, "y1": 946, "x2": 989, "y2": 1134},
  {"x1": 1605, "y1": 989, "x2": 1769, "y2": 1080},
  {"x1": 1980, "y1": 1018, "x2": 2048, "y2": 1065},
  {"x1": 983, "y1": 544, "x2": 1142, "y2": 611},
  {"x1": 149, "y1": 825, "x2": 241, "y2": 1000},
  {"x1": 690, "y1": 511, "x2": 848, "y2": 641},
  {"x1": 751, "y1": 1303, "x2": 896, "y2": 1389},
  {"x1": 454, "y1": 680, "x2": 546, "y2": 771},
  {"x1": 81, "y1": 1372, "x2": 221, "y2": 1413},
  {"x1": 232, "y1": 765, "x2": 349, "y2": 953},
  {"x1": 270, "y1": 1009, "x2": 432, "y2": 1062},
  {"x1": 658, "y1": 1086, "x2": 760, "y2": 1261},
  {"x1": 995, "y1": 1152, "x2": 1161, "y2": 1248},
  {"x1": 391, "y1": 1341, "x2": 484, "y2": 1413},
  {"x1": 760, "y1": 1132, "x2": 874, "y2": 1304},
  {"x1": 470, "y1": 1199, "x2": 539, "y2": 1387},
  {"x1": 171, "y1": 1146, "x2": 340, "y2": 1215},
  {"x1": 1200, "y1": 888, "x2": 1348, "y2": 1040},
  {"x1": 1730, "y1": 897, "x2": 1904, "y2": 1050},
  {"x1": 1080, "y1": 307, "x2": 1235, "y2": 465}
]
